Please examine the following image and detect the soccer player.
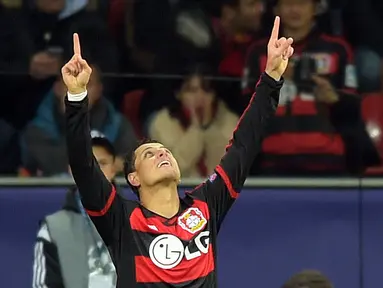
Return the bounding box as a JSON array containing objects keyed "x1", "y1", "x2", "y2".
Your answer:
[{"x1": 63, "y1": 16, "x2": 293, "y2": 287}]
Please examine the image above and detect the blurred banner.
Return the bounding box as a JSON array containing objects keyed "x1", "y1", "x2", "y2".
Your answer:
[{"x1": 1, "y1": 187, "x2": 382, "y2": 288}]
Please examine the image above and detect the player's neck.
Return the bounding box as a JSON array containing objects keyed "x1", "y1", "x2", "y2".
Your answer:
[
  {"x1": 140, "y1": 182, "x2": 180, "y2": 219},
  {"x1": 283, "y1": 24, "x2": 312, "y2": 42}
]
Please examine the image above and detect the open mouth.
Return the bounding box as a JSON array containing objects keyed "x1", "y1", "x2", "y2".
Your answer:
[{"x1": 157, "y1": 160, "x2": 171, "y2": 168}]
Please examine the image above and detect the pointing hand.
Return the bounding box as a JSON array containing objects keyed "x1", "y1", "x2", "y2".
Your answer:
[
  {"x1": 61, "y1": 33, "x2": 92, "y2": 94},
  {"x1": 265, "y1": 16, "x2": 294, "y2": 81}
]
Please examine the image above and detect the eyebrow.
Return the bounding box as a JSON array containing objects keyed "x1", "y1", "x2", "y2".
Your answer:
[{"x1": 140, "y1": 145, "x2": 165, "y2": 156}]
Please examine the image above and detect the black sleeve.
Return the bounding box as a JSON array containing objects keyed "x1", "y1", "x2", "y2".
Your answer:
[
  {"x1": 190, "y1": 73, "x2": 282, "y2": 225},
  {"x1": 32, "y1": 224, "x2": 64, "y2": 288},
  {"x1": 65, "y1": 95, "x2": 134, "y2": 245}
]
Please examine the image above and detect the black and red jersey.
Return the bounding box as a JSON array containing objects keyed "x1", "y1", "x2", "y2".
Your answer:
[
  {"x1": 243, "y1": 28, "x2": 358, "y2": 173},
  {"x1": 65, "y1": 73, "x2": 282, "y2": 287}
]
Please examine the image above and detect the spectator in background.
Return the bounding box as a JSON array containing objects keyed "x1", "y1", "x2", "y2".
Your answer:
[
  {"x1": 32, "y1": 135, "x2": 117, "y2": 288},
  {"x1": 27, "y1": 0, "x2": 118, "y2": 77},
  {"x1": 214, "y1": 0, "x2": 264, "y2": 77},
  {"x1": 137, "y1": 0, "x2": 221, "y2": 124},
  {"x1": 244, "y1": 0, "x2": 380, "y2": 175},
  {"x1": 21, "y1": 64, "x2": 137, "y2": 176},
  {"x1": 5, "y1": 0, "x2": 119, "y2": 128},
  {"x1": 282, "y1": 270, "x2": 333, "y2": 288},
  {"x1": 212, "y1": 0, "x2": 265, "y2": 114},
  {"x1": 148, "y1": 64, "x2": 238, "y2": 178}
]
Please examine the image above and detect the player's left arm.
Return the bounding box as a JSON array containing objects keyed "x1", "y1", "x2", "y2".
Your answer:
[
  {"x1": 191, "y1": 17, "x2": 294, "y2": 224},
  {"x1": 201, "y1": 73, "x2": 282, "y2": 222}
]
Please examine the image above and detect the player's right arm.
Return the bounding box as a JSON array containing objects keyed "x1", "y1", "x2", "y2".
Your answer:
[{"x1": 63, "y1": 33, "x2": 127, "y2": 245}]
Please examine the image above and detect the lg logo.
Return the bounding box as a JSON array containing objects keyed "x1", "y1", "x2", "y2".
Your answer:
[{"x1": 148, "y1": 231, "x2": 210, "y2": 269}]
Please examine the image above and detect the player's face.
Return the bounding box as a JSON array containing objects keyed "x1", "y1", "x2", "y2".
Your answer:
[
  {"x1": 93, "y1": 146, "x2": 116, "y2": 182},
  {"x1": 275, "y1": 0, "x2": 316, "y2": 30},
  {"x1": 129, "y1": 143, "x2": 181, "y2": 188}
]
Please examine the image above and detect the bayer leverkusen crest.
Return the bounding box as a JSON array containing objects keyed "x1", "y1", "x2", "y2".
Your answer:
[{"x1": 178, "y1": 207, "x2": 207, "y2": 234}]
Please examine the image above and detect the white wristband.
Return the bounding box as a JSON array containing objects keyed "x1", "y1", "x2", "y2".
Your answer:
[{"x1": 67, "y1": 90, "x2": 88, "y2": 102}]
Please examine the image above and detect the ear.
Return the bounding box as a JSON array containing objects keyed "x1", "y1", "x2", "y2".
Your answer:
[{"x1": 128, "y1": 172, "x2": 140, "y2": 187}]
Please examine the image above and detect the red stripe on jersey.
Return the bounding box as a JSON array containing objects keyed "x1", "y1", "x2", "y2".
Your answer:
[
  {"x1": 135, "y1": 244, "x2": 215, "y2": 283},
  {"x1": 86, "y1": 185, "x2": 116, "y2": 217},
  {"x1": 215, "y1": 165, "x2": 239, "y2": 199},
  {"x1": 130, "y1": 201, "x2": 211, "y2": 241}
]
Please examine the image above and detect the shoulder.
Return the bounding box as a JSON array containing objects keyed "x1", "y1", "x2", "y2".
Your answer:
[
  {"x1": 44, "y1": 210, "x2": 79, "y2": 232},
  {"x1": 36, "y1": 223, "x2": 52, "y2": 242},
  {"x1": 216, "y1": 101, "x2": 239, "y2": 124},
  {"x1": 153, "y1": 108, "x2": 172, "y2": 120},
  {"x1": 116, "y1": 192, "x2": 141, "y2": 214},
  {"x1": 149, "y1": 108, "x2": 179, "y2": 131}
]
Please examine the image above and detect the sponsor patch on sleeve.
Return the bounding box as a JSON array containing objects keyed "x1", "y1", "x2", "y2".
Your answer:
[{"x1": 208, "y1": 173, "x2": 217, "y2": 183}]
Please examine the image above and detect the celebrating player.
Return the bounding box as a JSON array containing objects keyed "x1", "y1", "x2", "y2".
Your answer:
[{"x1": 63, "y1": 16, "x2": 293, "y2": 287}]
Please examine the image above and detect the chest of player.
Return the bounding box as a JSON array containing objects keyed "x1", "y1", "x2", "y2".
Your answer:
[{"x1": 128, "y1": 202, "x2": 215, "y2": 283}]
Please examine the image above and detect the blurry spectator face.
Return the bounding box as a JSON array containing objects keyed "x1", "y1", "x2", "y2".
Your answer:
[
  {"x1": 92, "y1": 145, "x2": 116, "y2": 182},
  {"x1": 222, "y1": 0, "x2": 263, "y2": 33},
  {"x1": 236, "y1": 0, "x2": 264, "y2": 32},
  {"x1": 36, "y1": 0, "x2": 65, "y2": 14},
  {"x1": 54, "y1": 65, "x2": 103, "y2": 112},
  {"x1": 179, "y1": 75, "x2": 215, "y2": 112},
  {"x1": 275, "y1": 0, "x2": 316, "y2": 30}
]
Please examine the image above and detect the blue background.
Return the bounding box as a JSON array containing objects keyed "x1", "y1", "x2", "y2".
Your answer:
[{"x1": 0, "y1": 187, "x2": 382, "y2": 287}]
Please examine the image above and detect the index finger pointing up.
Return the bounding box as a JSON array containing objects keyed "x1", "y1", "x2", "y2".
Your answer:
[
  {"x1": 73, "y1": 33, "x2": 81, "y2": 56},
  {"x1": 270, "y1": 16, "x2": 280, "y2": 41}
]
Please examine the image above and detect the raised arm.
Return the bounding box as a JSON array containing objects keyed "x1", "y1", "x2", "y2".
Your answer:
[
  {"x1": 190, "y1": 17, "x2": 294, "y2": 224},
  {"x1": 62, "y1": 34, "x2": 127, "y2": 245}
]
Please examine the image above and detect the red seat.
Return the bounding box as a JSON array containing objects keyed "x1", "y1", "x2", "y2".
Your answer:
[
  {"x1": 122, "y1": 90, "x2": 145, "y2": 138},
  {"x1": 362, "y1": 93, "x2": 383, "y2": 174}
]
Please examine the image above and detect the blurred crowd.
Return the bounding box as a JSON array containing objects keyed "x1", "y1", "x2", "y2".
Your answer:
[{"x1": 1, "y1": 0, "x2": 383, "y2": 178}]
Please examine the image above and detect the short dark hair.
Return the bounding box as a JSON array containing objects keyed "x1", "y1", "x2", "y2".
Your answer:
[
  {"x1": 282, "y1": 270, "x2": 333, "y2": 288},
  {"x1": 123, "y1": 138, "x2": 161, "y2": 197},
  {"x1": 91, "y1": 137, "x2": 116, "y2": 159}
]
